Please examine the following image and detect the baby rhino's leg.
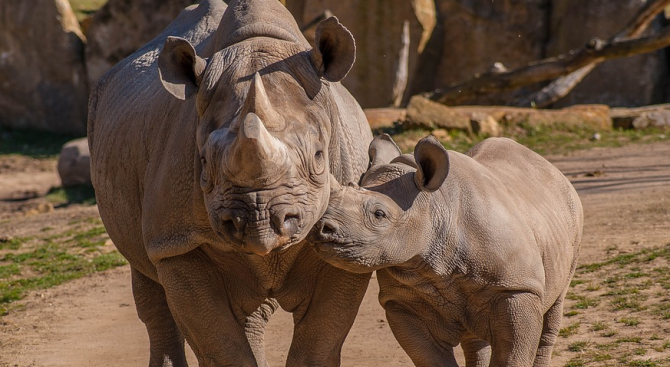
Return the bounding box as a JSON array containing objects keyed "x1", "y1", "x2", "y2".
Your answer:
[
  {"x1": 533, "y1": 294, "x2": 566, "y2": 366},
  {"x1": 385, "y1": 301, "x2": 460, "y2": 367},
  {"x1": 460, "y1": 332, "x2": 491, "y2": 367},
  {"x1": 488, "y1": 292, "x2": 544, "y2": 367}
]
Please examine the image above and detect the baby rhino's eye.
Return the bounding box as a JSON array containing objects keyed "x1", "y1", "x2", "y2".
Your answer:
[{"x1": 374, "y1": 209, "x2": 387, "y2": 219}]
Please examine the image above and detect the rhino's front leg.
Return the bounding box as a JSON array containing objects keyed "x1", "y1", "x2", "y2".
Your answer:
[
  {"x1": 156, "y1": 249, "x2": 259, "y2": 367},
  {"x1": 488, "y1": 292, "x2": 543, "y2": 367},
  {"x1": 131, "y1": 267, "x2": 187, "y2": 367},
  {"x1": 460, "y1": 332, "x2": 491, "y2": 367},
  {"x1": 384, "y1": 301, "x2": 460, "y2": 367},
  {"x1": 286, "y1": 265, "x2": 370, "y2": 367}
]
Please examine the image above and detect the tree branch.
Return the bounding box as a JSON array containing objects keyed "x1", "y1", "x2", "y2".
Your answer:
[
  {"x1": 426, "y1": 0, "x2": 670, "y2": 107},
  {"x1": 517, "y1": 0, "x2": 670, "y2": 108}
]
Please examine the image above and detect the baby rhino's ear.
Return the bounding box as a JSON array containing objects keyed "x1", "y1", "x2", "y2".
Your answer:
[
  {"x1": 368, "y1": 134, "x2": 401, "y2": 167},
  {"x1": 413, "y1": 136, "x2": 449, "y2": 192}
]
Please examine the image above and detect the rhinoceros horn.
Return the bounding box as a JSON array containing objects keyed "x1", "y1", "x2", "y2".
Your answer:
[
  {"x1": 240, "y1": 73, "x2": 285, "y2": 131},
  {"x1": 225, "y1": 111, "x2": 290, "y2": 186}
]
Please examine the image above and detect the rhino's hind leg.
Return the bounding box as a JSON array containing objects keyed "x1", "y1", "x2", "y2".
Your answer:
[
  {"x1": 460, "y1": 332, "x2": 491, "y2": 367},
  {"x1": 533, "y1": 295, "x2": 566, "y2": 366},
  {"x1": 131, "y1": 267, "x2": 187, "y2": 367},
  {"x1": 488, "y1": 292, "x2": 543, "y2": 367}
]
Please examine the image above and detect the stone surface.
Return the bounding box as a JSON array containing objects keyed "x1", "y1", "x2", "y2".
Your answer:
[
  {"x1": 611, "y1": 104, "x2": 670, "y2": 129},
  {"x1": 0, "y1": 0, "x2": 88, "y2": 135},
  {"x1": 546, "y1": 0, "x2": 667, "y2": 107},
  {"x1": 291, "y1": 0, "x2": 437, "y2": 108},
  {"x1": 364, "y1": 108, "x2": 407, "y2": 130},
  {"x1": 430, "y1": 0, "x2": 550, "y2": 105},
  {"x1": 406, "y1": 96, "x2": 473, "y2": 133},
  {"x1": 58, "y1": 138, "x2": 91, "y2": 187},
  {"x1": 85, "y1": 0, "x2": 198, "y2": 86},
  {"x1": 407, "y1": 97, "x2": 612, "y2": 132}
]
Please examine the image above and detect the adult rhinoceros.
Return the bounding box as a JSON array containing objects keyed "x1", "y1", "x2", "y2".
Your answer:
[{"x1": 88, "y1": 0, "x2": 373, "y2": 366}]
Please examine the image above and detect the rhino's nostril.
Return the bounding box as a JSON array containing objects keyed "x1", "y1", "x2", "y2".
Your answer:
[
  {"x1": 221, "y1": 211, "x2": 247, "y2": 235},
  {"x1": 272, "y1": 210, "x2": 301, "y2": 236},
  {"x1": 319, "y1": 219, "x2": 339, "y2": 236}
]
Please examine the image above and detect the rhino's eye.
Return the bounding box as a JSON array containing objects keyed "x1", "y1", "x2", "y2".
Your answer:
[
  {"x1": 315, "y1": 150, "x2": 324, "y2": 160},
  {"x1": 200, "y1": 156, "x2": 207, "y2": 165},
  {"x1": 374, "y1": 209, "x2": 387, "y2": 219}
]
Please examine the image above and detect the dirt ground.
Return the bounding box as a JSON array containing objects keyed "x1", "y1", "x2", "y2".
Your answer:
[{"x1": 1, "y1": 141, "x2": 669, "y2": 366}]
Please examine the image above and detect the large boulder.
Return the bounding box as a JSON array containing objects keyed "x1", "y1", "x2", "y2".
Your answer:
[
  {"x1": 0, "y1": 0, "x2": 88, "y2": 135},
  {"x1": 289, "y1": 0, "x2": 437, "y2": 108},
  {"x1": 85, "y1": 0, "x2": 198, "y2": 86},
  {"x1": 546, "y1": 0, "x2": 668, "y2": 107},
  {"x1": 58, "y1": 138, "x2": 91, "y2": 188},
  {"x1": 430, "y1": 0, "x2": 550, "y2": 105}
]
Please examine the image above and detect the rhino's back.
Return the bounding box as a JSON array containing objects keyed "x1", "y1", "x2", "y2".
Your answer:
[
  {"x1": 88, "y1": 0, "x2": 226, "y2": 277},
  {"x1": 458, "y1": 138, "x2": 583, "y2": 307}
]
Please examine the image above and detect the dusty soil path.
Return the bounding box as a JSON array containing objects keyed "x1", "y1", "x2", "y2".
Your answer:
[{"x1": 1, "y1": 141, "x2": 669, "y2": 366}]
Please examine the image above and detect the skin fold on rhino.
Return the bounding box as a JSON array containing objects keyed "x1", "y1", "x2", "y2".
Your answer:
[
  {"x1": 88, "y1": 0, "x2": 372, "y2": 366},
  {"x1": 312, "y1": 135, "x2": 584, "y2": 367}
]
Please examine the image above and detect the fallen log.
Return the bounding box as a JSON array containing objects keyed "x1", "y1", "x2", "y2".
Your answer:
[
  {"x1": 516, "y1": 0, "x2": 670, "y2": 108},
  {"x1": 426, "y1": 0, "x2": 670, "y2": 107}
]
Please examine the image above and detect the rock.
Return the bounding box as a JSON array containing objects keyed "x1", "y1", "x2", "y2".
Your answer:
[
  {"x1": 430, "y1": 0, "x2": 550, "y2": 105},
  {"x1": 292, "y1": 0, "x2": 437, "y2": 108},
  {"x1": 430, "y1": 129, "x2": 452, "y2": 142},
  {"x1": 58, "y1": 138, "x2": 91, "y2": 188},
  {"x1": 546, "y1": 0, "x2": 667, "y2": 107},
  {"x1": 406, "y1": 96, "x2": 472, "y2": 133},
  {"x1": 363, "y1": 108, "x2": 407, "y2": 130},
  {"x1": 0, "y1": 0, "x2": 88, "y2": 135},
  {"x1": 470, "y1": 112, "x2": 500, "y2": 137},
  {"x1": 407, "y1": 98, "x2": 612, "y2": 132},
  {"x1": 611, "y1": 104, "x2": 670, "y2": 129},
  {"x1": 85, "y1": 0, "x2": 198, "y2": 86}
]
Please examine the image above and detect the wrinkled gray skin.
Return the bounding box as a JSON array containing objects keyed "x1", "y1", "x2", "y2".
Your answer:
[
  {"x1": 88, "y1": 1, "x2": 372, "y2": 366},
  {"x1": 312, "y1": 135, "x2": 583, "y2": 367}
]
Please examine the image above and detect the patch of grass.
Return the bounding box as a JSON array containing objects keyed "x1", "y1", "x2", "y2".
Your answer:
[
  {"x1": 68, "y1": 0, "x2": 108, "y2": 21},
  {"x1": 46, "y1": 185, "x2": 96, "y2": 206},
  {"x1": 568, "y1": 341, "x2": 590, "y2": 352},
  {"x1": 619, "y1": 317, "x2": 640, "y2": 327},
  {"x1": 0, "y1": 219, "x2": 125, "y2": 316},
  {"x1": 617, "y1": 337, "x2": 642, "y2": 344},
  {"x1": 0, "y1": 237, "x2": 25, "y2": 250},
  {"x1": 564, "y1": 310, "x2": 580, "y2": 317},
  {"x1": 560, "y1": 322, "x2": 581, "y2": 338},
  {"x1": 592, "y1": 321, "x2": 608, "y2": 331},
  {"x1": 571, "y1": 295, "x2": 600, "y2": 309},
  {"x1": 611, "y1": 296, "x2": 647, "y2": 312},
  {"x1": 628, "y1": 359, "x2": 659, "y2": 367},
  {"x1": 0, "y1": 128, "x2": 78, "y2": 159},
  {"x1": 0, "y1": 264, "x2": 20, "y2": 279},
  {"x1": 386, "y1": 125, "x2": 670, "y2": 158},
  {"x1": 0, "y1": 243, "x2": 126, "y2": 308},
  {"x1": 564, "y1": 357, "x2": 585, "y2": 367}
]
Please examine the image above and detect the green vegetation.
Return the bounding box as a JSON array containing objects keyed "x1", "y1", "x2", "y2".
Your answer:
[
  {"x1": 46, "y1": 185, "x2": 97, "y2": 206},
  {"x1": 0, "y1": 222, "x2": 126, "y2": 316},
  {"x1": 68, "y1": 0, "x2": 108, "y2": 22},
  {"x1": 559, "y1": 243, "x2": 670, "y2": 366},
  {"x1": 381, "y1": 124, "x2": 670, "y2": 157},
  {"x1": 0, "y1": 127, "x2": 79, "y2": 159}
]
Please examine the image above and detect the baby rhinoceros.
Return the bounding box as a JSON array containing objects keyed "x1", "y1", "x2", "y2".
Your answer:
[{"x1": 312, "y1": 135, "x2": 583, "y2": 367}]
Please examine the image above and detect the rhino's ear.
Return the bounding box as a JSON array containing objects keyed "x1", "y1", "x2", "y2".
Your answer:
[
  {"x1": 369, "y1": 134, "x2": 401, "y2": 167},
  {"x1": 310, "y1": 16, "x2": 356, "y2": 82},
  {"x1": 158, "y1": 36, "x2": 207, "y2": 100},
  {"x1": 413, "y1": 136, "x2": 450, "y2": 192}
]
